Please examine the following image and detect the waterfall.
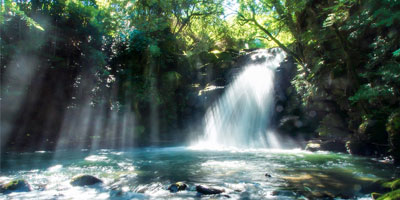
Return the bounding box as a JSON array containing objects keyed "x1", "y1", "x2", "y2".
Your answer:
[{"x1": 194, "y1": 49, "x2": 286, "y2": 149}]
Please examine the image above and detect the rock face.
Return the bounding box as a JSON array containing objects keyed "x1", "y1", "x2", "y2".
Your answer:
[
  {"x1": 70, "y1": 175, "x2": 103, "y2": 186},
  {"x1": 387, "y1": 111, "x2": 400, "y2": 165},
  {"x1": 196, "y1": 185, "x2": 225, "y2": 195},
  {"x1": 167, "y1": 182, "x2": 187, "y2": 192},
  {"x1": 0, "y1": 179, "x2": 31, "y2": 194},
  {"x1": 345, "y1": 139, "x2": 377, "y2": 156}
]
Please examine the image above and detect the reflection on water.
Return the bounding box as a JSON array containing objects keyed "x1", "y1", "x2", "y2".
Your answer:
[{"x1": 0, "y1": 147, "x2": 397, "y2": 199}]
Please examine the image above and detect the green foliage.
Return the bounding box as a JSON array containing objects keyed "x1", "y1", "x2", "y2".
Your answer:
[
  {"x1": 393, "y1": 49, "x2": 400, "y2": 57},
  {"x1": 349, "y1": 84, "x2": 394, "y2": 104},
  {"x1": 377, "y1": 189, "x2": 400, "y2": 200},
  {"x1": 1, "y1": 1, "x2": 44, "y2": 31},
  {"x1": 382, "y1": 179, "x2": 400, "y2": 191}
]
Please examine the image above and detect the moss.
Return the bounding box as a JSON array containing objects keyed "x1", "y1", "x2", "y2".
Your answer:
[
  {"x1": 371, "y1": 192, "x2": 382, "y2": 199},
  {"x1": 0, "y1": 179, "x2": 30, "y2": 193},
  {"x1": 382, "y1": 179, "x2": 400, "y2": 191},
  {"x1": 377, "y1": 189, "x2": 400, "y2": 200}
]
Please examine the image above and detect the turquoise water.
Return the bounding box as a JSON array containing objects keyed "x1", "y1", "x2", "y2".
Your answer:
[{"x1": 0, "y1": 147, "x2": 397, "y2": 199}]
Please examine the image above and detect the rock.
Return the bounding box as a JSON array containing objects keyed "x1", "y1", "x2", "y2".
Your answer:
[
  {"x1": 305, "y1": 139, "x2": 346, "y2": 153},
  {"x1": 0, "y1": 179, "x2": 31, "y2": 194},
  {"x1": 305, "y1": 142, "x2": 321, "y2": 152},
  {"x1": 359, "y1": 119, "x2": 388, "y2": 144},
  {"x1": 70, "y1": 175, "x2": 103, "y2": 186},
  {"x1": 387, "y1": 111, "x2": 400, "y2": 165},
  {"x1": 317, "y1": 113, "x2": 349, "y2": 138},
  {"x1": 278, "y1": 115, "x2": 302, "y2": 133},
  {"x1": 196, "y1": 185, "x2": 225, "y2": 195},
  {"x1": 167, "y1": 182, "x2": 187, "y2": 192},
  {"x1": 265, "y1": 173, "x2": 272, "y2": 178},
  {"x1": 346, "y1": 139, "x2": 376, "y2": 156},
  {"x1": 320, "y1": 140, "x2": 347, "y2": 153}
]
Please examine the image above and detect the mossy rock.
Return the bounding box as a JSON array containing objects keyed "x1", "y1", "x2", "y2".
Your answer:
[
  {"x1": 387, "y1": 111, "x2": 400, "y2": 164},
  {"x1": 0, "y1": 179, "x2": 31, "y2": 194},
  {"x1": 377, "y1": 189, "x2": 400, "y2": 200},
  {"x1": 70, "y1": 175, "x2": 103, "y2": 186},
  {"x1": 317, "y1": 113, "x2": 349, "y2": 138}
]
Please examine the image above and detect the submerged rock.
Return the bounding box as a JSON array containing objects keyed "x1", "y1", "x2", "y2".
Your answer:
[
  {"x1": 265, "y1": 173, "x2": 272, "y2": 178},
  {"x1": 196, "y1": 185, "x2": 225, "y2": 195},
  {"x1": 167, "y1": 182, "x2": 187, "y2": 192},
  {"x1": 70, "y1": 175, "x2": 103, "y2": 186},
  {"x1": 0, "y1": 179, "x2": 31, "y2": 194}
]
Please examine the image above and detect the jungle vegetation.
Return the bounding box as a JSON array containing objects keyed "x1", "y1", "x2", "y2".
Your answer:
[{"x1": 1, "y1": 0, "x2": 400, "y2": 164}]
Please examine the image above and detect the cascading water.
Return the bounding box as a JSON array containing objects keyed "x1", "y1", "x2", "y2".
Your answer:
[{"x1": 194, "y1": 48, "x2": 286, "y2": 149}]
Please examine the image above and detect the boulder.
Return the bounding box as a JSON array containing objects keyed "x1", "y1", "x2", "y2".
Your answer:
[
  {"x1": 305, "y1": 142, "x2": 321, "y2": 152},
  {"x1": 359, "y1": 119, "x2": 388, "y2": 144},
  {"x1": 196, "y1": 185, "x2": 225, "y2": 195},
  {"x1": 305, "y1": 140, "x2": 346, "y2": 153},
  {"x1": 70, "y1": 175, "x2": 103, "y2": 186},
  {"x1": 320, "y1": 140, "x2": 347, "y2": 153},
  {"x1": 346, "y1": 139, "x2": 376, "y2": 156},
  {"x1": 0, "y1": 179, "x2": 31, "y2": 194},
  {"x1": 167, "y1": 182, "x2": 187, "y2": 192}
]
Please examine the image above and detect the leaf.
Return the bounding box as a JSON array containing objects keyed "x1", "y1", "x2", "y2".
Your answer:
[{"x1": 393, "y1": 48, "x2": 400, "y2": 57}]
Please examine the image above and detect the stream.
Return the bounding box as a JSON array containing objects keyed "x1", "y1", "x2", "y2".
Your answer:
[{"x1": 0, "y1": 147, "x2": 397, "y2": 199}]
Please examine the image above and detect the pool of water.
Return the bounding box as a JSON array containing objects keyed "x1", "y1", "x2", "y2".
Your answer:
[{"x1": 0, "y1": 147, "x2": 398, "y2": 199}]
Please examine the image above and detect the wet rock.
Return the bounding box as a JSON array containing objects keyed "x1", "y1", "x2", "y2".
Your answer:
[
  {"x1": 305, "y1": 142, "x2": 321, "y2": 152},
  {"x1": 265, "y1": 173, "x2": 272, "y2": 178},
  {"x1": 0, "y1": 179, "x2": 31, "y2": 194},
  {"x1": 196, "y1": 185, "x2": 225, "y2": 195},
  {"x1": 70, "y1": 175, "x2": 103, "y2": 186},
  {"x1": 167, "y1": 182, "x2": 187, "y2": 192},
  {"x1": 278, "y1": 115, "x2": 302, "y2": 133},
  {"x1": 305, "y1": 139, "x2": 346, "y2": 153}
]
